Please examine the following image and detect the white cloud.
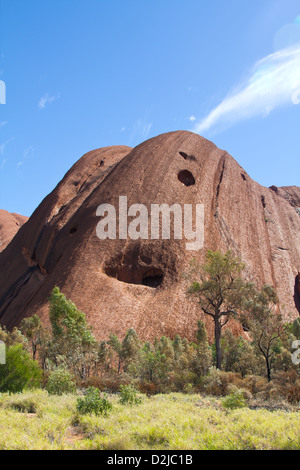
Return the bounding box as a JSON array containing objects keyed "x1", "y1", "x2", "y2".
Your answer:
[
  {"x1": 130, "y1": 118, "x2": 152, "y2": 142},
  {"x1": 38, "y1": 92, "x2": 60, "y2": 110},
  {"x1": 23, "y1": 145, "x2": 35, "y2": 158},
  {"x1": 189, "y1": 115, "x2": 196, "y2": 122},
  {"x1": 0, "y1": 138, "x2": 14, "y2": 155},
  {"x1": 193, "y1": 43, "x2": 300, "y2": 134}
]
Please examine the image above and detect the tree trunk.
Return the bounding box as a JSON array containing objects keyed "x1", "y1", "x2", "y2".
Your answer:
[
  {"x1": 214, "y1": 319, "x2": 222, "y2": 370},
  {"x1": 266, "y1": 356, "x2": 271, "y2": 382}
]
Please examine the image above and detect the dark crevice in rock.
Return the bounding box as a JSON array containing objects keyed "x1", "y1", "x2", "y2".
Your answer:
[
  {"x1": 179, "y1": 151, "x2": 196, "y2": 162},
  {"x1": 0, "y1": 267, "x2": 39, "y2": 321},
  {"x1": 294, "y1": 273, "x2": 300, "y2": 314},
  {"x1": 214, "y1": 157, "x2": 226, "y2": 217},
  {"x1": 261, "y1": 195, "x2": 266, "y2": 209}
]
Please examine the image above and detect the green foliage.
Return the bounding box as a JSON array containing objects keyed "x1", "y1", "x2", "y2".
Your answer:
[
  {"x1": 242, "y1": 284, "x2": 287, "y2": 381},
  {"x1": 0, "y1": 344, "x2": 42, "y2": 393},
  {"x1": 48, "y1": 287, "x2": 97, "y2": 376},
  {"x1": 10, "y1": 398, "x2": 38, "y2": 413},
  {"x1": 46, "y1": 368, "x2": 77, "y2": 395},
  {"x1": 49, "y1": 287, "x2": 96, "y2": 346},
  {"x1": 76, "y1": 386, "x2": 112, "y2": 416},
  {"x1": 0, "y1": 391, "x2": 299, "y2": 450},
  {"x1": 119, "y1": 384, "x2": 142, "y2": 405},
  {"x1": 187, "y1": 250, "x2": 246, "y2": 369},
  {"x1": 20, "y1": 314, "x2": 46, "y2": 360},
  {"x1": 0, "y1": 325, "x2": 27, "y2": 348},
  {"x1": 292, "y1": 318, "x2": 300, "y2": 339},
  {"x1": 221, "y1": 330, "x2": 259, "y2": 376},
  {"x1": 222, "y1": 389, "x2": 247, "y2": 410}
]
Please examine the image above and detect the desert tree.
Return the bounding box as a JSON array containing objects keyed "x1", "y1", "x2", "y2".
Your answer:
[
  {"x1": 49, "y1": 286, "x2": 97, "y2": 377},
  {"x1": 19, "y1": 314, "x2": 48, "y2": 361},
  {"x1": 242, "y1": 284, "x2": 288, "y2": 381},
  {"x1": 187, "y1": 250, "x2": 246, "y2": 369}
]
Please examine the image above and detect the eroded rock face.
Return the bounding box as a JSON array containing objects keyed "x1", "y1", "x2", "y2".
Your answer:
[
  {"x1": 0, "y1": 210, "x2": 28, "y2": 253},
  {"x1": 0, "y1": 131, "x2": 299, "y2": 342}
]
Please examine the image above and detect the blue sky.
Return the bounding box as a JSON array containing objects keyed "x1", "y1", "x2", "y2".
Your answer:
[{"x1": 0, "y1": 0, "x2": 300, "y2": 216}]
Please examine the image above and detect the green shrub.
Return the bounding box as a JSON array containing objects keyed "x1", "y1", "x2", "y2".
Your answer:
[
  {"x1": 183, "y1": 383, "x2": 195, "y2": 394},
  {"x1": 203, "y1": 368, "x2": 245, "y2": 396},
  {"x1": 119, "y1": 384, "x2": 142, "y2": 405},
  {"x1": 46, "y1": 368, "x2": 76, "y2": 395},
  {"x1": 76, "y1": 387, "x2": 112, "y2": 416},
  {"x1": 222, "y1": 389, "x2": 247, "y2": 410},
  {"x1": 0, "y1": 344, "x2": 42, "y2": 393}
]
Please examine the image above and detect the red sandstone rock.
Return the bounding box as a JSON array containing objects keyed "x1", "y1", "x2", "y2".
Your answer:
[
  {"x1": 0, "y1": 132, "x2": 299, "y2": 342},
  {"x1": 0, "y1": 210, "x2": 28, "y2": 253}
]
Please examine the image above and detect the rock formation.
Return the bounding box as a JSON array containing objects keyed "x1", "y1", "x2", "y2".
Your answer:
[
  {"x1": 0, "y1": 210, "x2": 28, "y2": 253},
  {"x1": 0, "y1": 131, "x2": 299, "y2": 342}
]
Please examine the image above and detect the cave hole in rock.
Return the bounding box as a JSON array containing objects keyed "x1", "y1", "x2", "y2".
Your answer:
[
  {"x1": 142, "y1": 268, "x2": 164, "y2": 288},
  {"x1": 241, "y1": 173, "x2": 247, "y2": 181},
  {"x1": 69, "y1": 226, "x2": 78, "y2": 234},
  {"x1": 178, "y1": 170, "x2": 195, "y2": 187},
  {"x1": 261, "y1": 195, "x2": 266, "y2": 209}
]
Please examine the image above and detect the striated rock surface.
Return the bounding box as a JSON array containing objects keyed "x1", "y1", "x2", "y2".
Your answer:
[
  {"x1": 0, "y1": 210, "x2": 28, "y2": 253},
  {"x1": 0, "y1": 131, "x2": 299, "y2": 342}
]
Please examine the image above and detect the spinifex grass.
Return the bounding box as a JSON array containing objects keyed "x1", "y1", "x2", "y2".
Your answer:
[{"x1": 0, "y1": 391, "x2": 299, "y2": 450}]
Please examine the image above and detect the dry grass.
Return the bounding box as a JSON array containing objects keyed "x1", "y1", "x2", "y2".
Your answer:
[{"x1": 0, "y1": 390, "x2": 299, "y2": 450}]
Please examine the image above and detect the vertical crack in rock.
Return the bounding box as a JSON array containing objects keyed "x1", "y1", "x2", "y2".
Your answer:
[
  {"x1": 214, "y1": 156, "x2": 226, "y2": 218},
  {"x1": 213, "y1": 155, "x2": 242, "y2": 258}
]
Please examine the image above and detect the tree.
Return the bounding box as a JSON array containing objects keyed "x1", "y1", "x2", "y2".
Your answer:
[
  {"x1": 242, "y1": 284, "x2": 287, "y2": 381},
  {"x1": 0, "y1": 343, "x2": 42, "y2": 393},
  {"x1": 0, "y1": 325, "x2": 26, "y2": 348},
  {"x1": 20, "y1": 314, "x2": 46, "y2": 360},
  {"x1": 138, "y1": 342, "x2": 166, "y2": 382},
  {"x1": 108, "y1": 333, "x2": 123, "y2": 373},
  {"x1": 48, "y1": 287, "x2": 97, "y2": 377},
  {"x1": 221, "y1": 329, "x2": 259, "y2": 377},
  {"x1": 187, "y1": 250, "x2": 246, "y2": 369},
  {"x1": 121, "y1": 328, "x2": 140, "y2": 372},
  {"x1": 46, "y1": 367, "x2": 76, "y2": 395}
]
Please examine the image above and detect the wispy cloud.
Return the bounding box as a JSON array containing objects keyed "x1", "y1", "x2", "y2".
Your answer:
[
  {"x1": 193, "y1": 44, "x2": 300, "y2": 134},
  {"x1": 38, "y1": 92, "x2": 60, "y2": 110},
  {"x1": 23, "y1": 145, "x2": 35, "y2": 158},
  {"x1": 129, "y1": 118, "x2": 153, "y2": 144},
  {"x1": 0, "y1": 121, "x2": 8, "y2": 127},
  {"x1": 0, "y1": 137, "x2": 14, "y2": 155}
]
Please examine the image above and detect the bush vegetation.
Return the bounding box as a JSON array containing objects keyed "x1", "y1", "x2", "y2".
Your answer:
[
  {"x1": 76, "y1": 387, "x2": 112, "y2": 416},
  {"x1": 0, "y1": 251, "x2": 298, "y2": 407}
]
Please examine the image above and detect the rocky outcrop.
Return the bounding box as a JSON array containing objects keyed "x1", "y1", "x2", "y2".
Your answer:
[
  {"x1": 0, "y1": 131, "x2": 299, "y2": 342},
  {"x1": 0, "y1": 210, "x2": 28, "y2": 253}
]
